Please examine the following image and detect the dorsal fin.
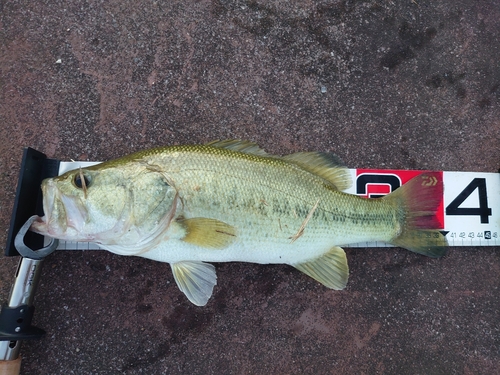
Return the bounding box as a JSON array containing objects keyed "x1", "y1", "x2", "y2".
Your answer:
[
  {"x1": 207, "y1": 140, "x2": 351, "y2": 190},
  {"x1": 206, "y1": 139, "x2": 270, "y2": 157},
  {"x1": 282, "y1": 152, "x2": 352, "y2": 191}
]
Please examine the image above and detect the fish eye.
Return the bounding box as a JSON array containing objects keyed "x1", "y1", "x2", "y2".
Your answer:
[{"x1": 73, "y1": 172, "x2": 92, "y2": 189}]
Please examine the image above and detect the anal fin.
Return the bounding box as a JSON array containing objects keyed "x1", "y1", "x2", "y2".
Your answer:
[
  {"x1": 292, "y1": 246, "x2": 349, "y2": 290},
  {"x1": 171, "y1": 261, "x2": 217, "y2": 306}
]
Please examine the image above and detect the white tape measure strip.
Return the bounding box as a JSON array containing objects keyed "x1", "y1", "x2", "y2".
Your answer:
[
  {"x1": 441, "y1": 172, "x2": 499, "y2": 246},
  {"x1": 52, "y1": 162, "x2": 499, "y2": 250}
]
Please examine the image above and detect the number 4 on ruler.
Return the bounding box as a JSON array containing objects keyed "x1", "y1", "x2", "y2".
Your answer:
[{"x1": 446, "y1": 178, "x2": 492, "y2": 223}]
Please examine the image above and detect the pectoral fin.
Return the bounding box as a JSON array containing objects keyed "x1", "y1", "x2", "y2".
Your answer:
[
  {"x1": 177, "y1": 217, "x2": 237, "y2": 249},
  {"x1": 292, "y1": 246, "x2": 349, "y2": 290},
  {"x1": 171, "y1": 261, "x2": 217, "y2": 306}
]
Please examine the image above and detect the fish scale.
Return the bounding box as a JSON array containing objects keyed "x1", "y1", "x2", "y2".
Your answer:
[{"x1": 150, "y1": 150, "x2": 386, "y2": 247}]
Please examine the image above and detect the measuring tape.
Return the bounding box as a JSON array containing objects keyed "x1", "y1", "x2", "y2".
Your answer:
[
  {"x1": 54, "y1": 163, "x2": 500, "y2": 250},
  {"x1": 344, "y1": 169, "x2": 499, "y2": 248}
]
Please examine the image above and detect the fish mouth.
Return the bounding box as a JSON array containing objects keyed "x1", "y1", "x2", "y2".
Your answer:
[
  {"x1": 30, "y1": 179, "x2": 58, "y2": 236},
  {"x1": 30, "y1": 215, "x2": 50, "y2": 234},
  {"x1": 30, "y1": 179, "x2": 88, "y2": 240}
]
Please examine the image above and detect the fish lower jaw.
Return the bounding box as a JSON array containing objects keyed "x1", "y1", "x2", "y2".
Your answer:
[
  {"x1": 29, "y1": 216, "x2": 79, "y2": 241},
  {"x1": 29, "y1": 216, "x2": 50, "y2": 235}
]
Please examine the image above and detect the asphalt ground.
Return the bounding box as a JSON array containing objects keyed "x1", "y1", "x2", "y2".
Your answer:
[{"x1": 1, "y1": 1, "x2": 499, "y2": 374}]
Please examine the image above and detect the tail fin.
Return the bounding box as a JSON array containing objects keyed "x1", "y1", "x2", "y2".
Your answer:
[{"x1": 383, "y1": 172, "x2": 448, "y2": 258}]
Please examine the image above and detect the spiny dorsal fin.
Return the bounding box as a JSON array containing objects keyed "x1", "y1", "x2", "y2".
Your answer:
[
  {"x1": 207, "y1": 140, "x2": 351, "y2": 190},
  {"x1": 282, "y1": 152, "x2": 352, "y2": 191},
  {"x1": 171, "y1": 261, "x2": 217, "y2": 306},
  {"x1": 177, "y1": 217, "x2": 237, "y2": 249},
  {"x1": 292, "y1": 246, "x2": 349, "y2": 290},
  {"x1": 206, "y1": 139, "x2": 270, "y2": 157}
]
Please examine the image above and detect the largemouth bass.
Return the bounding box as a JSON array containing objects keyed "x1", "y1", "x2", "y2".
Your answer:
[{"x1": 31, "y1": 140, "x2": 447, "y2": 306}]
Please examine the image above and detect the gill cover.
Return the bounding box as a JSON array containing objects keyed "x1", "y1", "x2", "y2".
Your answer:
[{"x1": 32, "y1": 164, "x2": 179, "y2": 255}]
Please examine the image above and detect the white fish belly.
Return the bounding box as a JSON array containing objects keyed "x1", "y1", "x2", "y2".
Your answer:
[
  {"x1": 136, "y1": 221, "x2": 386, "y2": 265},
  {"x1": 138, "y1": 234, "x2": 337, "y2": 265}
]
